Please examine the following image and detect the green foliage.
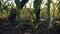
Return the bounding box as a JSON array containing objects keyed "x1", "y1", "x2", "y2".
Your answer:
[
  {"x1": 15, "y1": 0, "x2": 20, "y2": 9},
  {"x1": 58, "y1": 0, "x2": 60, "y2": 15},
  {"x1": 34, "y1": 0, "x2": 42, "y2": 11},
  {"x1": 47, "y1": 0, "x2": 51, "y2": 19},
  {"x1": 0, "y1": 0, "x2": 60, "y2": 31}
]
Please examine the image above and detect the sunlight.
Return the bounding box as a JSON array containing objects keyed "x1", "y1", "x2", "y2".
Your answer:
[
  {"x1": 26, "y1": 0, "x2": 34, "y2": 8},
  {"x1": 53, "y1": 0, "x2": 57, "y2": 3},
  {"x1": 4, "y1": 0, "x2": 57, "y2": 8}
]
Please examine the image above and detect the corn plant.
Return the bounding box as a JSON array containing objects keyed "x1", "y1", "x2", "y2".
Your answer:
[
  {"x1": 14, "y1": 0, "x2": 29, "y2": 29},
  {"x1": 58, "y1": 0, "x2": 60, "y2": 15},
  {"x1": 0, "y1": 0, "x2": 10, "y2": 18},
  {"x1": 31, "y1": 0, "x2": 42, "y2": 29},
  {"x1": 45, "y1": 0, "x2": 52, "y2": 29},
  {"x1": 48, "y1": 0, "x2": 60, "y2": 29}
]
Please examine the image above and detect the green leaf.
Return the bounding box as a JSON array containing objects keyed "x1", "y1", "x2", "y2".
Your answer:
[
  {"x1": 15, "y1": 0, "x2": 20, "y2": 9},
  {"x1": 34, "y1": 0, "x2": 42, "y2": 11}
]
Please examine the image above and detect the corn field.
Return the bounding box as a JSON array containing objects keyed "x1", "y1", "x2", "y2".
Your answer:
[{"x1": 0, "y1": 0, "x2": 60, "y2": 34}]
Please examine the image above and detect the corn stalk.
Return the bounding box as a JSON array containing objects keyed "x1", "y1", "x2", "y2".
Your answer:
[
  {"x1": 33, "y1": 0, "x2": 42, "y2": 29},
  {"x1": 14, "y1": 0, "x2": 29, "y2": 29},
  {"x1": 47, "y1": 0, "x2": 51, "y2": 29}
]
